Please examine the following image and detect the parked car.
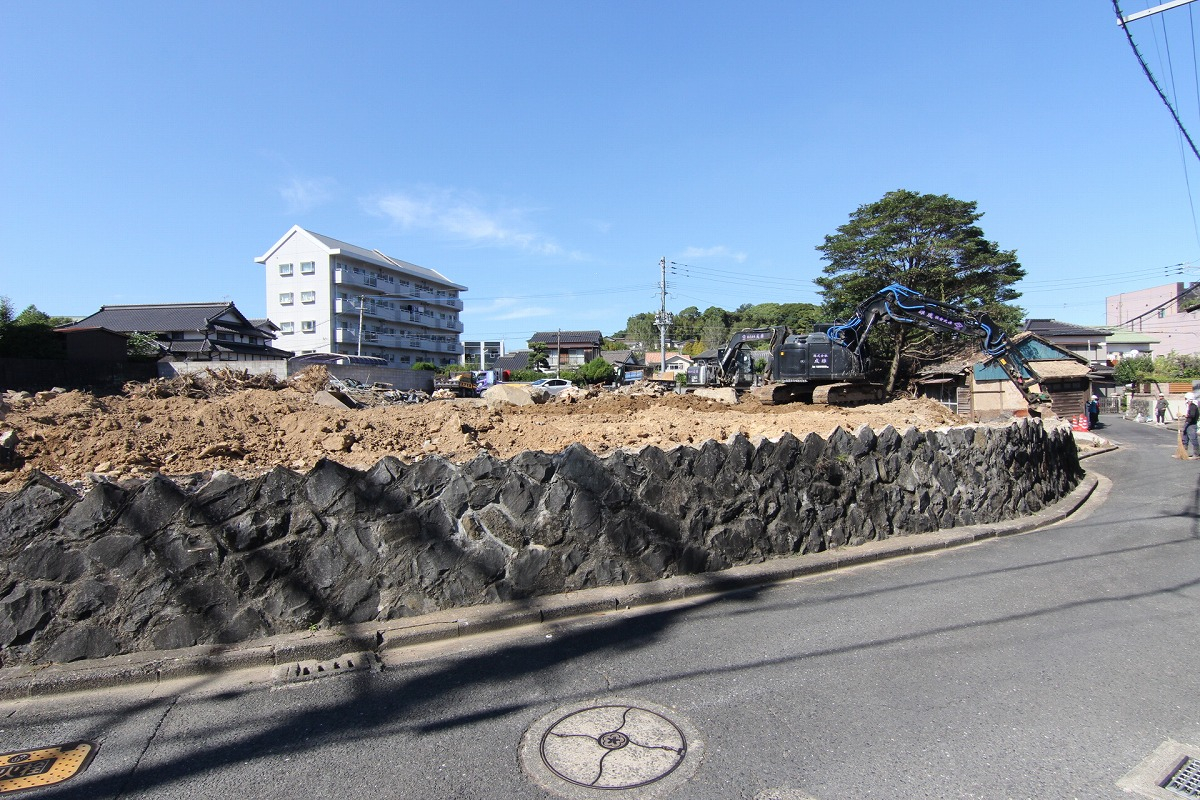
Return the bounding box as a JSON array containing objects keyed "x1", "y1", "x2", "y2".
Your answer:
[{"x1": 530, "y1": 377, "x2": 573, "y2": 395}]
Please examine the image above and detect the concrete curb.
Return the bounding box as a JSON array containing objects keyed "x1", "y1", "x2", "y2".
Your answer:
[{"x1": 0, "y1": 473, "x2": 1100, "y2": 701}]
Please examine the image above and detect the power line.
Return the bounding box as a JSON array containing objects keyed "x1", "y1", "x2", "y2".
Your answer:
[{"x1": 1114, "y1": 0, "x2": 1200, "y2": 163}]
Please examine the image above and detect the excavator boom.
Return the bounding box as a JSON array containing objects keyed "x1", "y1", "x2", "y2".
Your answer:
[{"x1": 692, "y1": 283, "x2": 1045, "y2": 411}]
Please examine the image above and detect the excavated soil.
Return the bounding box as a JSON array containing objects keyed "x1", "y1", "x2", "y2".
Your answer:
[{"x1": 0, "y1": 383, "x2": 967, "y2": 491}]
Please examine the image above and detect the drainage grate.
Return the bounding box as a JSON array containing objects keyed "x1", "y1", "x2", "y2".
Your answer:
[
  {"x1": 272, "y1": 651, "x2": 381, "y2": 684},
  {"x1": 1164, "y1": 757, "x2": 1200, "y2": 798}
]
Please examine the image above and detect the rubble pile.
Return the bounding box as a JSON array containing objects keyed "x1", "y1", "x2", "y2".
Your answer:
[
  {"x1": 0, "y1": 377, "x2": 966, "y2": 492},
  {"x1": 123, "y1": 367, "x2": 291, "y2": 399}
]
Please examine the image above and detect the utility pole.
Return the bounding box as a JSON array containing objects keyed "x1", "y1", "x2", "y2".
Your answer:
[
  {"x1": 357, "y1": 295, "x2": 365, "y2": 357},
  {"x1": 556, "y1": 329, "x2": 561, "y2": 378},
  {"x1": 1117, "y1": 0, "x2": 1198, "y2": 25},
  {"x1": 654, "y1": 257, "x2": 672, "y2": 377}
]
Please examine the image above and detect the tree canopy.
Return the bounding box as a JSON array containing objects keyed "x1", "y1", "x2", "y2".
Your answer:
[
  {"x1": 526, "y1": 341, "x2": 550, "y2": 370},
  {"x1": 576, "y1": 357, "x2": 616, "y2": 384},
  {"x1": 0, "y1": 300, "x2": 71, "y2": 359},
  {"x1": 622, "y1": 301, "x2": 821, "y2": 352},
  {"x1": 814, "y1": 189, "x2": 1026, "y2": 392}
]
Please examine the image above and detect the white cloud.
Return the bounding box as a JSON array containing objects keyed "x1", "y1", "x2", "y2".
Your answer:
[
  {"x1": 280, "y1": 177, "x2": 333, "y2": 213},
  {"x1": 371, "y1": 188, "x2": 568, "y2": 257},
  {"x1": 679, "y1": 245, "x2": 747, "y2": 263}
]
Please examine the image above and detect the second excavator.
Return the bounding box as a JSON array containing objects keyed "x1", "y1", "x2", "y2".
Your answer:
[{"x1": 686, "y1": 283, "x2": 1048, "y2": 409}]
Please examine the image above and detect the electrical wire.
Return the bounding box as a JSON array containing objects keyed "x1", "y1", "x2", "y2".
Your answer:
[{"x1": 1114, "y1": 0, "x2": 1200, "y2": 163}]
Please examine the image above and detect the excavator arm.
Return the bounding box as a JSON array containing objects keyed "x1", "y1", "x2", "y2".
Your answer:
[{"x1": 825, "y1": 283, "x2": 1044, "y2": 405}]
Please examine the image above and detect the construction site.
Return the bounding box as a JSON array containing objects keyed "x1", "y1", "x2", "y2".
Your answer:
[{"x1": 0, "y1": 367, "x2": 977, "y2": 493}]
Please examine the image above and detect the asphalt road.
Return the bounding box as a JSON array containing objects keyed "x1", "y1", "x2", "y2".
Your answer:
[{"x1": 1, "y1": 416, "x2": 1198, "y2": 800}]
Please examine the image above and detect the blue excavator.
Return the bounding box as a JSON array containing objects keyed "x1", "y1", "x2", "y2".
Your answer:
[{"x1": 686, "y1": 283, "x2": 1047, "y2": 408}]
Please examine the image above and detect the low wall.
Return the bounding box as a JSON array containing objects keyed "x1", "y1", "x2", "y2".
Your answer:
[
  {"x1": 0, "y1": 358, "x2": 158, "y2": 393},
  {"x1": 0, "y1": 419, "x2": 1081, "y2": 666},
  {"x1": 159, "y1": 361, "x2": 289, "y2": 380},
  {"x1": 286, "y1": 363, "x2": 435, "y2": 392}
]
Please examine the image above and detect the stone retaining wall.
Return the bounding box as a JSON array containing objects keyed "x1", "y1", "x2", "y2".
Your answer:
[{"x1": 0, "y1": 419, "x2": 1081, "y2": 666}]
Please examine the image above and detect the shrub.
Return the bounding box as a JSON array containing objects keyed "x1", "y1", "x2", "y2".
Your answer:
[
  {"x1": 576, "y1": 357, "x2": 615, "y2": 385},
  {"x1": 1114, "y1": 355, "x2": 1153, "y2": 385}
]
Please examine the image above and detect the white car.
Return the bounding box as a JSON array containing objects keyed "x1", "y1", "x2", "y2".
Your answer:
[{"x1": 530, "y1": 378, "x2": 573, "y2": 395}]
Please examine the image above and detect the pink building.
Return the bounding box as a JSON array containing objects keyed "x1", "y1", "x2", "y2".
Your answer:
[{"x1": 1106, "y1": 282, "x2": 1200, "y2": 357}]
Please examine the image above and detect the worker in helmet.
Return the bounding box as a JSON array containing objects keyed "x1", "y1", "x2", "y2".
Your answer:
[{"x1": 1184, "y1": 393, "x2": 1200, "y2": 459}]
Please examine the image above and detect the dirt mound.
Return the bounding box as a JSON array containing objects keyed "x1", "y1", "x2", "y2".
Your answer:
[{"x1": 0, "y1": 380, "x2": 965, "y2": 491}]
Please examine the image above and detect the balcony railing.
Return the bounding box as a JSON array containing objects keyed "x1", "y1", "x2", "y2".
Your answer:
[
  {"x1": 334, "y1": 301, "x2": 463, "y2": 331},
  {"x1": 333, "y1": 328, "x2": 463, "y2": 354}
]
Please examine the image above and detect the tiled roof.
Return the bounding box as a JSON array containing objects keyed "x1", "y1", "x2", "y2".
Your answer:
[
  {"x1": 1022, "y1": 319, "x2": 1110, "y2": 338},
  {"x1": 257, "y1": 226, "x2": 467, "y2": 290},
  {"x1": 492, "y1": 352, "x2": 531, "y2": 372},
  {"x1": 1028, "y1": 360, "x2": 1093, "y2": 379},
  {"x1": 69, "y1": 303, "x2": 245, "y2": 334},
  {"x1": 162, "y1": 340, "x2": 214, "y2": 355},
  {"x1": 528, "y1": 330, "x2": 602, "y2": 345},
  {"x1": 162, "y1": 340, "x2": 293, "y2": 359},
  {"x1": 55, "y1": 325, "x2": 129, "y2": 338},
  {"x1": 600, "y1": 349, "x2": 639, "y2": 366},
  {"x1": 643, "y1": 351, "x2": 690, "y2": 366}
]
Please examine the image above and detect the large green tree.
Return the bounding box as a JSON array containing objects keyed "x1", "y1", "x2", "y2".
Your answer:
[
  {"x1": 0, "y1": 301, "x2": 70, "y2": 358},
  {"x1": 621, "y1": 312, "x2": 658, "y2": 351},
  {"x1": 815, "y1": 189, "x2": 1026, "y2": 393},
  {"x1": 527, "y1": 341, "x2": 551, "y2": 370}
]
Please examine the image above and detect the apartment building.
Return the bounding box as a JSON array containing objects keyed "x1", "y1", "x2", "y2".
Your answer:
[
  {"x1": 256, "y1": 226, "x2": 467, "y2": 367},
  {"x1": 1107, "y1": 282, "x2": 1200, "y2": 357},
  {"x1": 461, "y1": 339, "x2": 505, "y2": 367}
]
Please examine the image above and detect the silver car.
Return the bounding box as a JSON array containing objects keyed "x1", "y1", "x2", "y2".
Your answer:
[{"x1": 530, "y1": 378, "x2": 573, "y2": 395}]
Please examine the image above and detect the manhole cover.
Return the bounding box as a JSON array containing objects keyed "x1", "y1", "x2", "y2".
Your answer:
[
  {"x1": 520, "y1": 699, "x2": 703, "y2": 799},
  {"x1": 0, "y1": 741, "x2": 98, "y2": 794}
]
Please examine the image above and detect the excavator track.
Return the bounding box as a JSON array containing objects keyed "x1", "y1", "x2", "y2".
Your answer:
[
  {"x1": 750, "y1": 384, "x2": 812, "y2": 406},
  {"x1": 750, "y1": 382, "x2": 885, "y2": 406},
  {"x1": 811, "y1": 382, "x2": 886, "y2": 406}
]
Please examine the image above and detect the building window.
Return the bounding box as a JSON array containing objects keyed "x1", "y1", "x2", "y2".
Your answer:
[
  {"x1": 280, "y1": 322, "x2": 295, "y2": 334},
  {"x1": 300, "y1": 320, "x2": 315, "y2": 333},
  {"x1": 300, "y1": 291, "x2": 316, "y2": 304},
  {"x1": 279, "y1": 263, "x2": 293, "y2": 276},
  {"x1": 279, "y1": 292, "x2": 294, "y2": 305},
  {"x1": 300, "y1": 261, "x2": 316, "y2": 274},
  {"x1": 1159, "y1": 308, "x2": 1166, "y2": 318}
]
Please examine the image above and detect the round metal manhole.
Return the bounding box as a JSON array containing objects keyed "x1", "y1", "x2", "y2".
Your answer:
[{"x1": 520, "y1": 699, "x2": 704, "y2": 799}]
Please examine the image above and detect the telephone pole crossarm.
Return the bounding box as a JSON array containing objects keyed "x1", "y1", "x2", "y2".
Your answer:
[{"x1": 1118, "y1": 0, "x2": 1198, "y2": 25}]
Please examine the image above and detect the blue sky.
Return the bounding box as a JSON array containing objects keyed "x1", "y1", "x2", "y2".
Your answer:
[{"x1": 5, "y1": 2, "x2": 1200, "y2": 346}]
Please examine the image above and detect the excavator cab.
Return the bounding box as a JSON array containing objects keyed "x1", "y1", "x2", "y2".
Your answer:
[{"x1": 772, "y1": 331, "x2": 868, "y2": 385}]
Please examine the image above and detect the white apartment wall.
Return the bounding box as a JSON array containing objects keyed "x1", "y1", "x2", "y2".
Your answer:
[
  {"x1": 260, "y1": 227, "x2": 466, "y2": 365},
  {"x1": 263, "y1": 233, "x2": 335, "y2": 355},
  {"x1": 1107, "y1": 283, "x2": 1200, "y2": 357}
]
